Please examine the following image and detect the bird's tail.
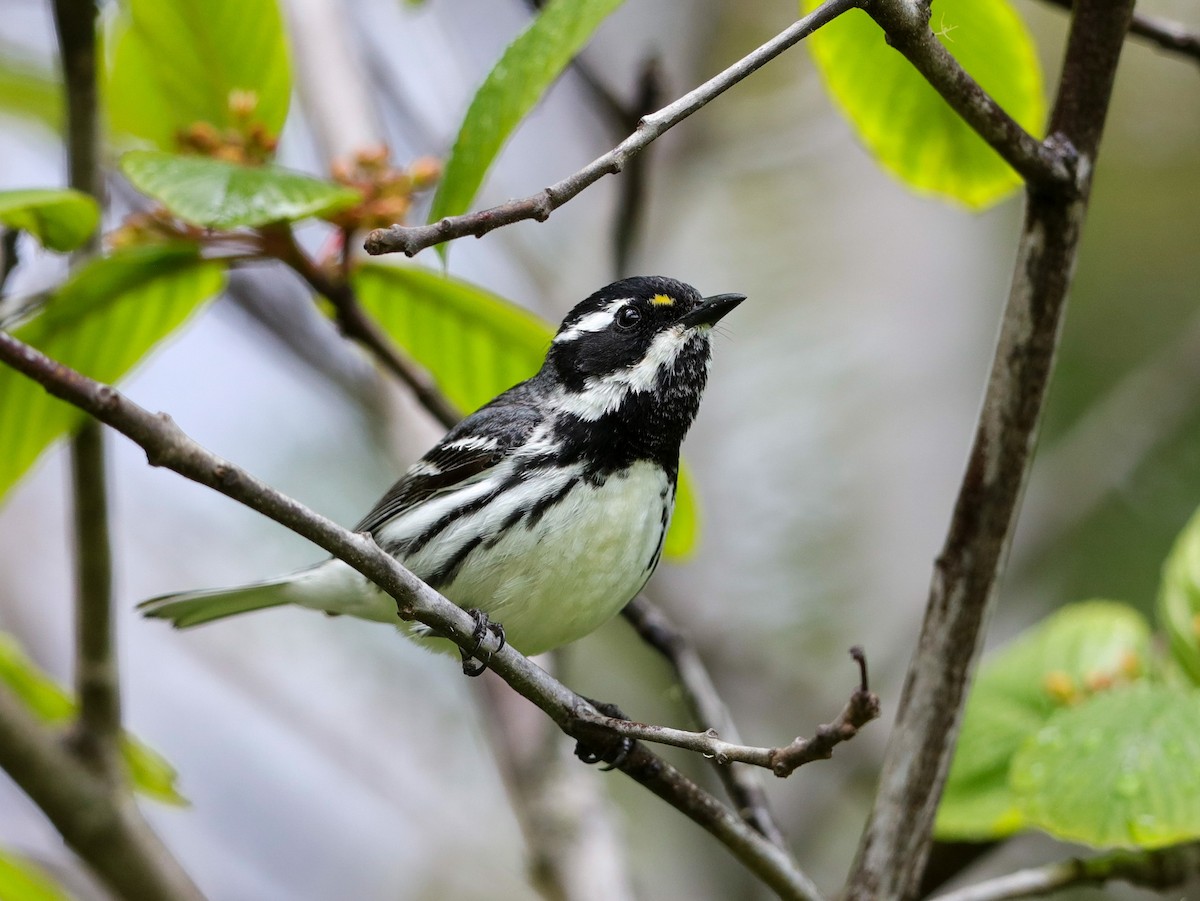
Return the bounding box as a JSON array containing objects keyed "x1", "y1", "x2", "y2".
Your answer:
[{"x1": 138, "y1": 578, "x2": 293, "y2": 629}]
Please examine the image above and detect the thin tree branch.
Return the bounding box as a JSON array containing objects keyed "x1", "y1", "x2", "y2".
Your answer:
[
  {"x1": 1041, "y1": 0, "x2": 1200, "y2": 67},
  {"x1": 52, "y1": 0, "x2": 122, "y2": 780},
  {"x1": 623, "y1": 596, "x2": 788, "y2": 847},
  {"x1": 865, "y1": 0, "x2": 1070, "y2": 189},
  {"x1": 363, "y1": 0, "x2": 862, "y2": 257},
  {"x1": 843, "y1": 1, "x2": 1136, "y2": 898},
  {"x1": 0, "y1": 683, "x2": 207, "y2": 901},
  {"x1": 0, "y1": 331, "x2": 824, "y2": 901},
  {"x1": 262, "y1": 224, "x2": 461, "y2": 428},
  {"x1": 930, "y1": 842, "x2": 1200, "y2": 901},
  {"x1": 574, "y1": 647, "x2": 878, "y2": 778}
]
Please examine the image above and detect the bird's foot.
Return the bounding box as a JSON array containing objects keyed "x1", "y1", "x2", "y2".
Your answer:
[
  {"x1": 460, "y1": 609, "x2": 506, "y2": 677},
  {"x1": 574, "y1": 698, "x2": 635, "y2": 771}
]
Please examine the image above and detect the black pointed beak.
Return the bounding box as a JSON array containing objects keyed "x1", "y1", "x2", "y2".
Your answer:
[{"x1": 678, "y1": 293, "x2": 746, "y2": 329}]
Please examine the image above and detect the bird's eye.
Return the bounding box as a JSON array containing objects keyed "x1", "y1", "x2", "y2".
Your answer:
[{"x1": 616, "y1": 306, "x2": 642, "y2": 329}]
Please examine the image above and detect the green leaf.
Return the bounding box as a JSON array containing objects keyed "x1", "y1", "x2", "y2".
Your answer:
[
  {"x1": 802, "y1": 0, "x2": 1045, "y2": 209},
  {"x1": 120, "y1": 151, "x2": 360, "y2": 229},
  {"x1": 1158, "y1": 505, "x2": 1200, "y2": 684},
  {"x1": 0, "y1": 189, "x2": 100, "y2": 252},
  {"x1": 0, "y1": 54, "x2": 62, "y2": 132},
  {"x1": 0, "y1": 849, "x2": 70, "y2": 901},
  {"x1": 352, "y1": 263, "x2": 552, "y2": 414},
  {"x1": 106, "y1": 0, "x2": 291, "y2": 149},
  {"x1": 0, "y1": 634, "x2": 187, "y2": 805},
  {"x1": 0, "y1": 244, "x2": 226, "y2": 502},
  {"x1": 428, "y1": 0, "x2": 624, "y2": 239},
  {"x1": 1011, "y1": 683, "x2": 1200, "y2": 849},
  {"x1": 937, "y1": 601, "x2": 1151, "y2": 840},
  {"x1": 350, "y1": 263, "x2": 700, "y2": 558}
]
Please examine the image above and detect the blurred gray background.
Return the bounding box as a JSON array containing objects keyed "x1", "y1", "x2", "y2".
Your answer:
[{"x1": 1, "y1": 0, "x2": 1198, "y2": 898}]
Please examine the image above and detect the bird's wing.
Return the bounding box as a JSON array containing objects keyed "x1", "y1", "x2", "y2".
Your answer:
[{"x1": 353, "y1": 390, "x2": 545, "y2": 535}]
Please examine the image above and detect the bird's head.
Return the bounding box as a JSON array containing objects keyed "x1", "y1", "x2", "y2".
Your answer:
[{"x1": 542, "y1": 276, "x2": 745, "y2": 425}]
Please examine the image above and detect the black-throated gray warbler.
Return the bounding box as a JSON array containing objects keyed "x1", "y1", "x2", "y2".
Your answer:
[{"x1": 141, "y1": 276, "x2": 743, "y2": 666}]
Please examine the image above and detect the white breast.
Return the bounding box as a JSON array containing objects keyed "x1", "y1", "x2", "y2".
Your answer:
[{"x1": 434, "y1": 461, "x2": 674, "y2": 654}]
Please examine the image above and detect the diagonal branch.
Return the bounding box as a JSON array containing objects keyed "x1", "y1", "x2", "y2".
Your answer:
[
  {"x1": 843, "y1": 1, "x2": 1137, "y2": 898},
  {"x1": 623, "y1": 596, "x2": 789, "y2": 847},
  {"x1": 0, "y1": 682, "x2": 206, "y2": 901},
  {"x1": 930, "y1": 841, "x2": 1200, "y2": 901},
  {"x1": 0, "y1": 330, "x2": 823, "y2": 901},
  {"x1": 364, "y1": 0, "x2": 861, "y2": 257},
  {"x1": 262, "y1": 224, "x2": 461, "y2": 428}
]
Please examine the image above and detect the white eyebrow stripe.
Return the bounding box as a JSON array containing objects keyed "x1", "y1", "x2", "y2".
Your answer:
[{"x1": 552, "y1": 298, "x2": 630, "y2": 344}]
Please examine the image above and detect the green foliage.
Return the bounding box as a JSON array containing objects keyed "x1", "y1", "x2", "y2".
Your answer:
[
  {"x1": 350, "y1": 263, "x2": 699, "y2": 558},
  {"x1": 0, "y1": 245, "x2": 225, "y2": 502},
  {"x1": 803, "y1": 0, "x2": 1044, "y2": 209},
  {"x1": 0, "y1": 55, "x2": 61, "y2": 132},
  {"x1": 0, "y1": 189, "x2": 100, "y2": 252},
  {"x1": 937, "y1": 601, "x2": 1151, "y2": 839},
  {"x1": 1158, "y1": 505, "x2": 1200, "y2": 684},
  {"x1": 120, "y1": 152, "x2": 359, "y2": 229},
  {"x1": 106, "y1": 0, "x2": 291, "y2": 149},
  {"x1": 352, "y1": 263, "x2": 553, "y2": 415},
  {"x1": 1011, "y1": 683, "x2": 1200, "y2": 849},
  {"x1": 0, "y1": 849, "x2": 69, "y2": 901},
  {"x1": 428, "y1": 0, "x2": 624, "y2": 243},
  {"x1": 0, "y1": 634, "x2": 186, "y2": 805}
]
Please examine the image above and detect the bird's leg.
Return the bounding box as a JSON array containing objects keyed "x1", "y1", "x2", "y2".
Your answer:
[
  {"x1": 460, "y1": 609, "x2": 506, "y2": 677},
  {"x1": 574, "y1": 697, "x2": 635, "y2": 770}
]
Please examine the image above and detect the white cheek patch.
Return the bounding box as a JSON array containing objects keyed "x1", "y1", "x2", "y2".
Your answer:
[
  {"x1": 553, "y1": 298, "x2": 628, "y2": 344},
  {"x1": 552, "y1": 327, "x2": 692, "y2": 421}
]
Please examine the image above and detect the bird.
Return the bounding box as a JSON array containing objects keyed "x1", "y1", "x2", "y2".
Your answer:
[{"x1": 140, "y1": 276, "x2": 744, "y2": 672}]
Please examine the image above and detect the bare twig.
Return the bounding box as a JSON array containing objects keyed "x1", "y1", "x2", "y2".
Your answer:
[
  {"x1": 0, "y1": 684, "x2": 207, "y2": 901},
  {"x1": 931, "y1": 842, "x2": 1200, "y2": 901},
  {"x1": 843, "y1": 1, "x2": 1136, "y2": 898},
  {"x1": 364, "y1": 0, "x2": 861, "y2": 256},
  {"x1": 52, "y1": 0, "x2": 122, "y2": 781},
  {"x1": 0, "y1": 331, "x2": 823, "y2": 901},
  {"x1": 622, "y1": 596, "x2": 788, "y2": 847},
  {"x1": 573, "y1": 646, "x2": 879, "y2": 778},
  {"x1": 262, "y1": 224, "x2": 461, "y2": 428},
  {"x1": 1042, "y1": 0, "x2": 1200, "y2": 67}
]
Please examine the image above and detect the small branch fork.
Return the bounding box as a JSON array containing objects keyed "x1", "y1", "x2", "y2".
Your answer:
[
  {"x1": 574, "y1": 646, "x2": 879, "y2": 778},
  {"x1": 0, "y1": 332, "x2": 853, "y2": 901}
]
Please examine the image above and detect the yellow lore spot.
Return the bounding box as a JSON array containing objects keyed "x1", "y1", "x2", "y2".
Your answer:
[{"x1": 651, "y1": 294, "x2": 675, "y2": 306}]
